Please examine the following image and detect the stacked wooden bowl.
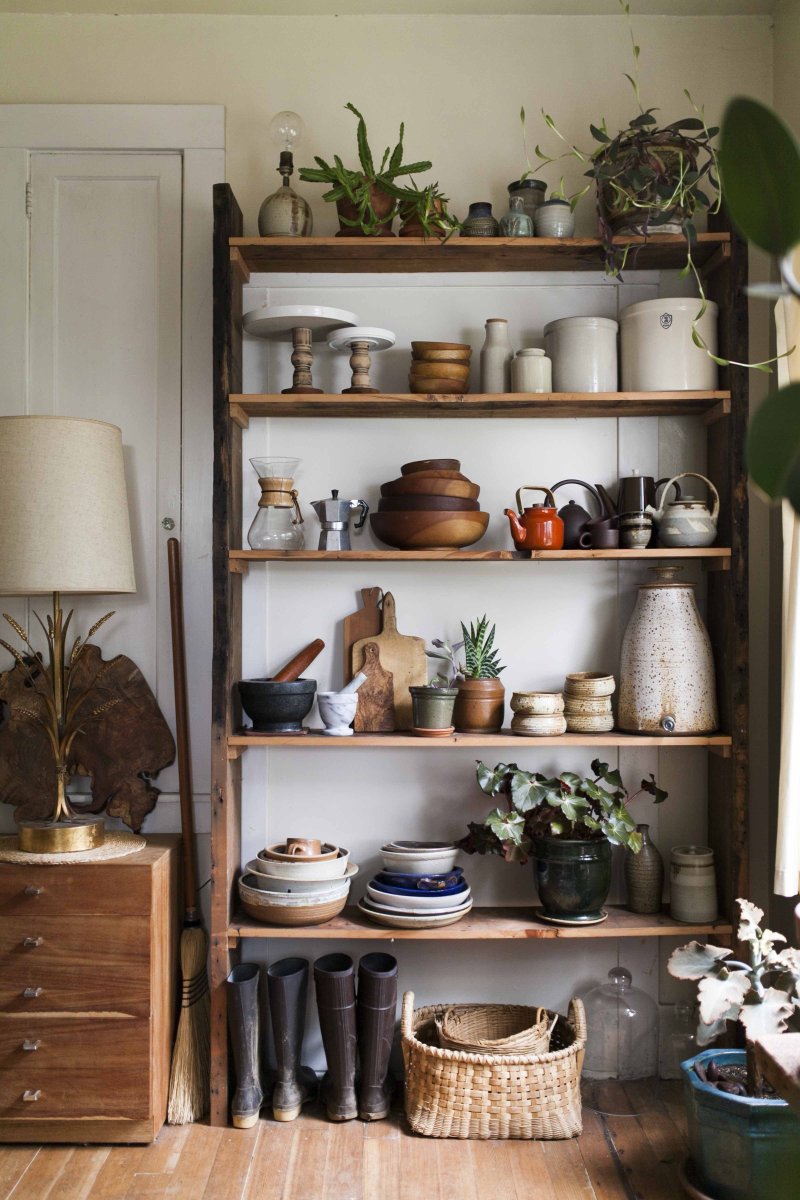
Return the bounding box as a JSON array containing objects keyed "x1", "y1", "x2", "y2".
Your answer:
[
  {"x1": 409, "y1": 341, "x2": 471, "y2": 395},
  {"x1": 372, "y1": 458, "x2": 489, "y2": 550}
]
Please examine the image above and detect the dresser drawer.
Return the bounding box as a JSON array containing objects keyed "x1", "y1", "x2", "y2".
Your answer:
[
  {"x1": 0, "y1": 915, "x2": 150, "y2": 1014},
  {"x1": 0, "y1": 1017, "x2": 151, "y2": 1119},
  {"x1": 0, "y1": 859, "x2": 152, "y2": 919}
]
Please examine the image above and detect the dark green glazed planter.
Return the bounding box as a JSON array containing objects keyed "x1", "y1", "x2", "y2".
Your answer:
[
  {"x1": 534, "y1": 837, "x2": 612, "y2": 921},
  {"x1": 409, "y1": 686, "x2": 458, "y2": 730}
]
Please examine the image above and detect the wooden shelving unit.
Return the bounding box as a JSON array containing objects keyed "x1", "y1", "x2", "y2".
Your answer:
[{"x1": 212, "y1": 188, "x2": 748, "y2": 1126}]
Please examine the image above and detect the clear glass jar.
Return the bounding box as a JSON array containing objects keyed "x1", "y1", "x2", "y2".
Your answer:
[
  {"x1": 583, "y1": 966, "x2": 659, "y2": 1079},
  {"x1": 247, "y1": 456, "x2": 305, "y2": 550}
]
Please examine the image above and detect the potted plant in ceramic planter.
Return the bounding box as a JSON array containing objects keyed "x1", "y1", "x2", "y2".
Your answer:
[
  {"x1": 450, "y1": 617, "x2": 506, "y2": 733},
  {"x1": 668, "y1": 900, "x2": 800, "y2": 1200},
  {"x1": 458, "y1": 759, "x2": 666, "y2": 921},
  {"x1": 299, "y1": 102, "x2": 432, "y2": 237},
  {"x1": 398, "y1": 182, "x2": 461, "y2": 240},
  {"x1": 407, "y1": 635, "x2": 464, "y2": 732}
]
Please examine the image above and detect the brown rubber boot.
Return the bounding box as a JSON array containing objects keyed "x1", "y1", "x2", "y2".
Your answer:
[
  {"x1": 313, "y1": 952, "x2": 358, "y2": 1121},
  {"x1": 227, "y1": 963, "x2": 264, "y2": 1128},
  {"x1": 356, "y1": 952, "x2": 398, "y2": 1120},
  {"x1": 267, "y1": 957, "x2": 317, "y2": 1122}
]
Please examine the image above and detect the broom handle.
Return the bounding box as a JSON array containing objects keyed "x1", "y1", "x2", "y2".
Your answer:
[{"x1": 167, "y1": 537, "x2": 200, "y2": 921}]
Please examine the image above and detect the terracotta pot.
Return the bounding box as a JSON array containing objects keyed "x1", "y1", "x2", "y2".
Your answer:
[
  {"x1": 336, "y1": 184, "x2": 395, "y2": 237},
  {"x1": 453, "y1": 678, "x2": 505, "y2": 733},
  {"x1": 399, "y1": 197, "x2": 447, "y2": 238}
]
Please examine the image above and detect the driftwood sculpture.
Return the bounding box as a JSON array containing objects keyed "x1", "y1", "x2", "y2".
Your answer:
[{"x1": 0, "y1": 643, "x2": 175, "y2": 832}]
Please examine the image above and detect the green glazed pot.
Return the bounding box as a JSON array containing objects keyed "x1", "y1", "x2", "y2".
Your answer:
[
  {"x1": 534, "y1": 836, "x2": 613, "y2": 921},
  {"x1": 409, "y1": 686, "x2": 458, "y2": 730}
]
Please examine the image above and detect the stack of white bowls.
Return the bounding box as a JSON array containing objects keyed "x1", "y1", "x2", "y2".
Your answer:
[
  {"x1": 510, "y1": 691, "x2": 567, "y2": 737},
  {"x1": 357, "y1": 841, "x2": 472, "y2": 930},
  {"x1": 563, "y1": 673, "x2": 615, "y2": 732},
  {"x1": 238, "y1": 842, "x2": 358, "y2": 926}
]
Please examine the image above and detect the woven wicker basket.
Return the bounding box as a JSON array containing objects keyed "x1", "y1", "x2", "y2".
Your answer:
[
  {"x1": 437, "y1": 1004, "x2": 549, "y2": 1055},
  {"x1": 402, "y1": 991, "x2": 586, "y2": 1140}
]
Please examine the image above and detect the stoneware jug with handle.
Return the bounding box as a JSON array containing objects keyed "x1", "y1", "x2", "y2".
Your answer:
[{"x1": 646, "y1": 472, "x2": 719, "y2": 548}]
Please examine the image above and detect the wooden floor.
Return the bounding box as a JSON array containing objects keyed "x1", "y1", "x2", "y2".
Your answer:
[{"x1": 0, "y1": 1081, "x2": 688, "y2": 1200}]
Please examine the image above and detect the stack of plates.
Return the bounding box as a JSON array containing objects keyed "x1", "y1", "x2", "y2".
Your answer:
[
  {"x1": 372, "y1": 459, "x2": 488, "y2": 550},
  {"x1": 358, "y1": 841, "x2": 472, "y2": 929},
  {"x1": 563, "y1": 673, "x2": 615, "y2": 732},
  {"x1": 239, "y1": 842, "x2": 358, "y2": 926}
]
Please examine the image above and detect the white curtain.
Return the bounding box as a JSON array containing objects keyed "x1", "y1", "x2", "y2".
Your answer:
[{"x1": 774, "y1": 294, "x2": 800, "y2": 896}]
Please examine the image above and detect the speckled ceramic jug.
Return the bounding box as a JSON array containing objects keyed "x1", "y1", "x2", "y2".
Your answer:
[{"x1": 618, "y1": 567, "x2": 718, "y2": 733}]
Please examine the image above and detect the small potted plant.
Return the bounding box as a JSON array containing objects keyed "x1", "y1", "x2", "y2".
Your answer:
[
  {"x1": 668, "y1": 899, "x2": 800, "y2": 1200},
  {"x1": 299, "y1": 102, "x2": 432, "y2": 237},
  {"x1": 458, "y1": 759, "x2": 666, "y2": 922},
  {"x1": 398, "y1": 182, "x2": 461, "y2": 240},
  {"x1": 408, "y1": 636, "x2": 463, "y2": 733},
  {"x1": 451, "y1": 616, "x2": 506, "y2": 733}
]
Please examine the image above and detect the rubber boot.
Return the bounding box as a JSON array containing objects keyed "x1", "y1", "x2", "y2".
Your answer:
[
  {"x1": 266, "y1": 957, "x2": 317, "y2": 1122},
  {"x1": 313, "y1": 953, "x2": 358, "y2": 1121},
  {"x1": 356, "y1": 952, "x2": 398, "y2": 1120},
  {"x1": 227, "y1": 963, "x2": 264, "y2": 1129}
]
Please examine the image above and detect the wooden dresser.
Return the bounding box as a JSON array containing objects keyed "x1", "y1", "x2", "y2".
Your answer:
[{"x1": 0, "y1": 834, "x2": 179, "y2": 1144}]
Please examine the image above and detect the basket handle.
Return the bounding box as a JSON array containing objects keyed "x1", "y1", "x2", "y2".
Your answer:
[
  {"x1": 570, "y1": 996, "x2": 587, "y2": 1075},
  {"x1": 401, "y1": 990, "x2": 415, "y2": 1037}
]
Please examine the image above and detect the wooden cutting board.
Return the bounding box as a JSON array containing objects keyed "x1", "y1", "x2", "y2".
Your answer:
[
  {"x1": 354, "y1": 642, "x2": 395, "y2": 732},
  {"x1": 352, "y1": 592, "x2": 427, "y2": 730},
  {"x1": 343, "y1": 587, "x2": 382, "y2": 684}
]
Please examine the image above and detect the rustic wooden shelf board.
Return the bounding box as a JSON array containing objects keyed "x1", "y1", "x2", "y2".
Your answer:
[
  {"x1": 227, "y1": 729, "x2": 732, "y2": 754},
  {"x1": 230, "y1": 233, "x2": 730, "y2": 274},
  {"x1": 230, "y1": 390, "x2": 730, "y2": 422},
  {"x1": 228, "y1": 904, "x2": 732, "y2": 944},
  {"x1": 229, "y1": 547, "x2": 731, "y2": 566}
]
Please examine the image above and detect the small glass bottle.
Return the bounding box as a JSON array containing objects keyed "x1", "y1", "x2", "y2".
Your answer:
[
  {"x1": 480, "y1": 318, "x2": 513, "y2": 393},
  {"x1": 499, "y1": 195, "x2": 534, "y2": 238},
  {"x1": 583, "y1": 966, "x2": 659, "y2": 1080}
]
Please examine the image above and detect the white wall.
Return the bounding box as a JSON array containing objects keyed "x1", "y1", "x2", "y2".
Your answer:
[{"x1": 0, "y1": 8, "x2": 776, "y2": 1067}]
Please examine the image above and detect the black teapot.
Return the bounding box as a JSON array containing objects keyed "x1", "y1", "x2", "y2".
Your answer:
[{"x1": 550, "y1": 479, "x2": 605, "y2": 549}]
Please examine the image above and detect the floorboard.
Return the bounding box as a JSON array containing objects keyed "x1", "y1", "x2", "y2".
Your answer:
[{"x1": 0, "y1": 1079, "x2": 687, "y2": 1200}]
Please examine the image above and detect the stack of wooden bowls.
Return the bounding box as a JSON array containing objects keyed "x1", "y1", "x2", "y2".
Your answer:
[
  {"x1": 409, "y1": 341, "x2": 471, "y2": 395},
  {"x1": 371, "y1": 458, "x2": 489, "y2": 550},
  {"x1": 563, "y1": 673, "x2": 616, "y2": 733}
]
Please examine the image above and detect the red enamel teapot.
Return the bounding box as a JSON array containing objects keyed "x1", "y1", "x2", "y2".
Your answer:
[{"x1": 504, "y1": 486, "x2": 565, "y2": 551}]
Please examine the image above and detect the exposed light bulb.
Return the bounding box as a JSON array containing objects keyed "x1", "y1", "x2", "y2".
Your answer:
[{"x1": 269, "y1": 110, "x2": 304, "y2": 153}]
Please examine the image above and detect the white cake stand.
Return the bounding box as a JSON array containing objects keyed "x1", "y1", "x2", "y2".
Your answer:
[
  {"x1": 243, "y1": 303, "x2": 358, "y2": 394},
  {"x1": 327, "y1": 326, "x2": 396, "y2": 394}
]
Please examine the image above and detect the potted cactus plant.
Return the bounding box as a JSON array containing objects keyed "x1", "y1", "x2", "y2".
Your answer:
[
  {"x1": 459, "y1": 759, "x2": 666, "y2": 922},
  {"x1": 450, "y1": 616, "x2": 506, "y2": 733},
  {"x1": 668, "y1": 900, "x2": 800, "y2": 1200}
]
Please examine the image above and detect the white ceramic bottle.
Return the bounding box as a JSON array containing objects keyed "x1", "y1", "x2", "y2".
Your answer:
[
  {"x1": 480, "y1": 318, "x2": 513, "y2": 393},
  {"x1": 511, "y1": 348, "x2": 552, "y2": 393}
]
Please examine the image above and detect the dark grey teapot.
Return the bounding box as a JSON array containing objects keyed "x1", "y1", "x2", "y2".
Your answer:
[{"x1": 550, "y1": 479, "x2": 604, "y2": 549}]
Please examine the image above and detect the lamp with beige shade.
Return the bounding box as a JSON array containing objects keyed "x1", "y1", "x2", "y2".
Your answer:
[{"x1": 0, "y1": 416, "x2": 136, "y2": 853}]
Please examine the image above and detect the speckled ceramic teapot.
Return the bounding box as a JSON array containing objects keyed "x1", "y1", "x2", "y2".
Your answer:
[{"x1": 646, "y1": 472, "x2": 719, "y2": 549}]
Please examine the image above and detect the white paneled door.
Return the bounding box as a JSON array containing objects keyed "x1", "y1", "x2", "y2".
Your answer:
[{"x1": 28, "y1": 152, "x2": 183, "y2": 792}]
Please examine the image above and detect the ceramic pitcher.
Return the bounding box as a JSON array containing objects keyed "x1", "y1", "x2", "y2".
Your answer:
[
  {"x1": 646, "y1": 472, "x2": 719, "y2": 548},
  {"x1": 618, "y1": 567, "x2": 718, "y2": 733}
]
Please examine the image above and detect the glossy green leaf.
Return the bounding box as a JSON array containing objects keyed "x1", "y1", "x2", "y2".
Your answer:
[
  {"x1": 720, "y1": 96, "x2": 800, "y2": 254},
  {"x1": 746, "y1": 382, "x2": 800, "y2": 500}
]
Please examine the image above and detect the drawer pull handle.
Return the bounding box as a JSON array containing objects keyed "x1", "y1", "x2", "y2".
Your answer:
[
  {"x1": 22, "y1": 1089, "x2": 41, "y2": 1102},
  {"x1": 22, "y1": 987, "x2": 43, "y2": 999},
  {"x1": 22, "y1": 1039, "x2": 41, "y2": 1052},
  {"x1": 23, "y1": 886, "x2": 43, "y2": 897},
  {"x1": 23, "y1": 936, "x2": 43, "y2": 949}
]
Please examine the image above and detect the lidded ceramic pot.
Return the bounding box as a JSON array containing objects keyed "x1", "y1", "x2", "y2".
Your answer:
[
  {"x1": 511, "y1": 348, "x2": 552, "y2": 393},
  {"x1": 618, "y1": 567, "x2": 718, "y2": 733},
  {"x1": 544, "y1": 316, "x2": 618, "y2": 392},
  {"x1": 620, "y1": 297, "x2": 718, "y2": 391}
]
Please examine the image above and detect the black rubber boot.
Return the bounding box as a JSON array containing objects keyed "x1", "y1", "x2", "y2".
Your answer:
[
  {"x1": 227, "y1": 963, "x2": 264, "y2": 1129},
  {"x1": 313, "y1": 953, "x2": 358, "y2": 1121},
  {"x1": 266, "y1": 957, "x2": 317, "y2": 1122},
  {"x1": 356, "y1": 952, "x2": 398, "y2": 1120}
]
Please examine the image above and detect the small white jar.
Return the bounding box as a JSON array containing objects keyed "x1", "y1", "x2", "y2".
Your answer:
[
  {"x1": 544, "y1": 316, "x2": 618, "y2": 392},
  {"x1": 670, "y1": 845, "x2": 717, "y2": 923},
  {"x1": 620, "y1": 298, "x2": 719, "y2": 391},
  {"x1": 534, "y1": 199, "x2": 575, "y2": 238},
  {"x1": 511, "y1": 348, "x2": 552, "y2": 393}
]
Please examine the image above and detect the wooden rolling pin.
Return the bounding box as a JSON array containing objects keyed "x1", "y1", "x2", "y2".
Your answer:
[{"x1": 271, "y1": 639, "x2": 325, "y2": 683}]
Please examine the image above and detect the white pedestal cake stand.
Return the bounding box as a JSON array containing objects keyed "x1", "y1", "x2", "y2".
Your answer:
[
  {"x1": 327, "y1": 326, "x2": 396, "y2": 394},
  {"x1": 243, "y1": 303, "x2": 358, "y2": 394}
]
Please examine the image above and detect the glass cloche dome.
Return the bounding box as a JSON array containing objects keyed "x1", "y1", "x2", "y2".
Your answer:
[{"x1": 583, "y1": 966, "x2": 659, "y2": 1080}]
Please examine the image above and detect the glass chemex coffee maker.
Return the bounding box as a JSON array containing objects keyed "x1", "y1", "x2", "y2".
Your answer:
[{"x1": 247, "y1": 456, "x2": 305, "y2": 550}]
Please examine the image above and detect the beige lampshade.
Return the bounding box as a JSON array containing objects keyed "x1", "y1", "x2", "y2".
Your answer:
[{"x1": 0, "y1": 416, "x2": 136, "y2": 595}]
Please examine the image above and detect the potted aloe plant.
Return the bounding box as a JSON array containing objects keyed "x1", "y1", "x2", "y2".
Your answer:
[
  {"x1": 458, "y1": 759, "x2": 666, "y2": 922},
  {"x1": 299, "y1": 102, "x2": 432, "y2": 237},
  {"x1": 450, "y1": 617, "x2": 506, "y2": 734},
  {"x1": 668, "y1": 900, "x2": 800, "y2": 1200}
]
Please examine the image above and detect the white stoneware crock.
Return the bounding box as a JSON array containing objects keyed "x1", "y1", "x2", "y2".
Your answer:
[
  {"x1": 544, "y1": 316, "x2": 618, "y2": 392},
  {"x1": 620, "y1": 297, "x2": 718, "y2": 391}
]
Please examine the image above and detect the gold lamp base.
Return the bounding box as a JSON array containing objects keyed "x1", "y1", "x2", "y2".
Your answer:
[{"x1": 17, "y1": 818, "x2": 106, "y2": 854}]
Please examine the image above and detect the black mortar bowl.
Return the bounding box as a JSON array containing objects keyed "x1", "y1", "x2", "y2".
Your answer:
[{"x1": 238, "y1": 678, "x2": 317, "y2": 733}]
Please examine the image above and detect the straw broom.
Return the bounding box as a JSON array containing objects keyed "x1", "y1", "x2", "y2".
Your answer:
[{"x1": 167, "y1": 537, "x2": 210, "y2": 1124}]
